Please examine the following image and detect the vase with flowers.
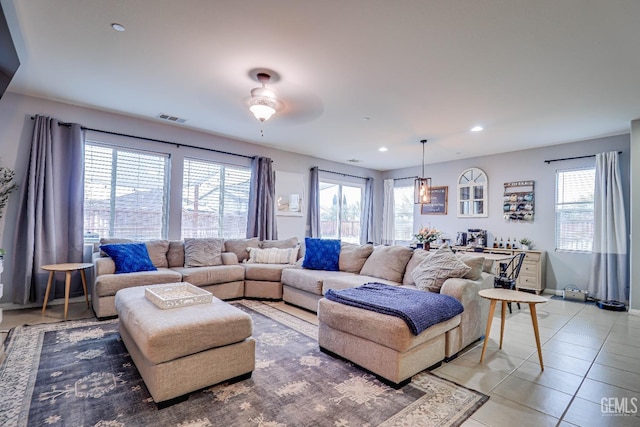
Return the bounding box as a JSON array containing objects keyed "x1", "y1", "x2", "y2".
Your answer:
[{"x1": 414, "y1": 226, "x2": 441, "y2": 250}]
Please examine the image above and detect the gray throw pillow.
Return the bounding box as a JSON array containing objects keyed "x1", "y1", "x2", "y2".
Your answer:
[
  {"x1": 183, "y1": 238, "x2": 224, "y2": 267},
  {"x1": 411, "y1": 244, "x2": 471, "y2": 292},
  {"x1": 224, "y1": 237, "x2": 261, "y2": 263},
  {"x1": 359, "y1": 245, "x2": 413, "y2": 283},
  {"x1": 402, "y1": 249, "x2": 432, "y2": 286},
  {"x1": 144, "y1": 240, "x2": 170, "y2": 268},
  {"x1": 339, "y1": 243, "x2": 374, "y2": 273},
  {"x1": 457, "y1": 253, "x2": 485, "y2": 281}
]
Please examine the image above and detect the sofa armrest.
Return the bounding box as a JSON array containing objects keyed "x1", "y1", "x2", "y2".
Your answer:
[
  {"x1": 222, "y1": 252, "x2": 239, "y2": 265},
  {"x1": 94, "y1": 256, "x2": 116, "y2": 276}
]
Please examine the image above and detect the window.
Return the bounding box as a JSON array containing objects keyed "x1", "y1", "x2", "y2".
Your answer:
[
  {"x1": 319, "y1": 181, "x2": 362, "y2": 243},
  {"x1": 457, "y1": 167, "x2": 488, "y2": 217},
  {"x1": 393, "y1": 184, "x2": 414, "y2": 242},
  {"x1": 182, "y1": 158, "x2": 251, "y2": 238},
  {"x1": 84, "y1": 143, "x2": 170, "y2": 241},
  {"x1": 555, "y1": 167, "x2": 595, "y2": 252}
]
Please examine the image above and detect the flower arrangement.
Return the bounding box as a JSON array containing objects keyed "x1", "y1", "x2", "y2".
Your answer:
[{"x1": 414, "y1": 226, "x2": 441, "y2": 244}]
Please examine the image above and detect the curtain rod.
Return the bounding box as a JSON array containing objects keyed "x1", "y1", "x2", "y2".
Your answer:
[
  {"x1": 544, "y1": 151, "x2": 622, "y2": 164},
  {"x1": 30, "y1": 116, "x2": 254, "y2": 160},
  {"x1": 317, "y1": 168, "x2": 368, "y2": 180},
  {"x1": 393, "y1": 176, "x2": 417, "y2": 181}
]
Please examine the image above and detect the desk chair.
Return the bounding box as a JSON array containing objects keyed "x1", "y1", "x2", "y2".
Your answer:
[{"x1": 493, "y1": 252, "x2": 526, "y2": 313}]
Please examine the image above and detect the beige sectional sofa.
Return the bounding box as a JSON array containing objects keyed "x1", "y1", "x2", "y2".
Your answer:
[
  {"x1": 92, "y1": 237, "x2": 299, "y2": 318},
  {"x1": 282, "y1": 243, "x2": 494, "y2": 358}
]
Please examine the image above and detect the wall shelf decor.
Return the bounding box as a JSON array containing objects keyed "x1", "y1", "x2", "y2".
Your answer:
[
  {"x1": 503, "y1": 180, "x2": 535, "y2": 221},
  {"x1": 275, "y1": 171, "x2": 304, "y2": 216},
  {"x1": 420, "y1": 186, "x2": 448, "y2": 215},
  {"x1": 457, "y1": 167, "x2": 488, "y2": 217}
]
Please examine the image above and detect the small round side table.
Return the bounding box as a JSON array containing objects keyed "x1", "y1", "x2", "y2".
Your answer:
[
  {"x1": 478, "y1": 288, "x2": 548, "y2": 370},
  {"x1": 41, "y1": 263, "x2": 93, "y2": 320}
]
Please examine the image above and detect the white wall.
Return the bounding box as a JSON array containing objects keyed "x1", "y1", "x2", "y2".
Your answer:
[
  {"x1": 0, "y1": 92, "x2": 382, "y2": 303},
  {"x1": 382, "y1": 134, "x2": 630, "y2": 293}
]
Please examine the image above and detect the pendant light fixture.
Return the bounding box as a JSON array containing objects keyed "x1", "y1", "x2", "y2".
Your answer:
[
  {"x1": 414, "y1": 139, "x2": 432, "y2": 204},
  {"x1": 249, "y1": 72, "x2": 277, "y2": 122}
]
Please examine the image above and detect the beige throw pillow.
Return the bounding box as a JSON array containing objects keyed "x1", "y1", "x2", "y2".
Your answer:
[
  {"x1": 339, "y1": 243, "x2": 374, "y2": 273},
  {"x1": 144, "y1": 240, "x2": 170, "y2": 268},
  {"x1": 183, "y1": 238, "x2": 224, "y2": 267},
  {"x1": 411, "y1": 244, "x2": 471, "y2": 292},
  {"x1": 402, "y1": 249, "x2": 432, "y2": 286},
  {"x1": 359, "y1": 245, "x2": 413, "y2": 283},
  {"x1": 457, "y1": 253, "x2": 485, "y2": 280},
  {"x1": 246, "y1": 246, "x2": 299, "y2": 264}
]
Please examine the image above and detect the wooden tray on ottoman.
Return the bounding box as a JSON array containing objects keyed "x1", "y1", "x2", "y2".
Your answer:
[{"x1": 145, "y1": 282, "x2": 212, "y2": 309}]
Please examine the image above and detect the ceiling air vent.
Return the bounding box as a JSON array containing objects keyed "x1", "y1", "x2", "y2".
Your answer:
[{"x1": 157, "y1": 113, "x2": 187, "y2": 124}]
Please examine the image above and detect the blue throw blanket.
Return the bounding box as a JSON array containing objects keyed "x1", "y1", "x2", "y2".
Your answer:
[{"x1": 324, "y1": 283, "x2": 464, "y2": 335}]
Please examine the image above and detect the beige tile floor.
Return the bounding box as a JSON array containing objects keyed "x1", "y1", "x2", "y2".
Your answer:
[{"x1": 2, "y1": 297, "x2": 639, "y2": 426}]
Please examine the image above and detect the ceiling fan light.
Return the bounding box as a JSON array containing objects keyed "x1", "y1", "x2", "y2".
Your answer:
[{"x1": 249, "y1": 97, "x2": 277, "y2": 122}]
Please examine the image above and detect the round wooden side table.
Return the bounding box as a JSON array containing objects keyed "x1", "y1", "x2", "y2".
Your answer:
[
  {"x1": 478, "y1": 288, "x2": 548, "y2": 369},
  {"x1": 41, "y1": 263, "x2": 92, "y2": 319}
]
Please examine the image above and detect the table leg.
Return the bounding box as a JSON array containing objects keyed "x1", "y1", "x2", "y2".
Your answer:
[
  {"x1": 500, "y1": 301, "x2": 506, "y2": 349},
  {"x1": 480, "y1": 300, "x2": 497, "y2": 363},
  {"x1": 529, "y1": 303, "x2": 544, "y2": 370},
  {"x1": 64, "y1": 270, "x2": 71, "y2": 320},
  {"x1": 42, "y1": 271, "x2": 54, "y2": 315},
  {"x1": 80, "y1": 269, "x2": 90, "y2": 308}
]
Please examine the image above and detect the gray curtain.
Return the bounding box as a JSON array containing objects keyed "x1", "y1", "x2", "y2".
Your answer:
[
  {"x1": 247, "y1": 156, "x2": 277, "y2": 240},
  {"x1": 587, "y1": 151, "x2": 629, "y2": 302},
  {"x1": 308, "y1": 166, "x2": 320, "y2": 237},
  {"x1": 360, "y1": 177, "x2": 374, "y2": 244},
  {"x1": 381, "y1": 178, "x2": 395, "y2": 245},
  {"x1": 12, "y1": 115, "x2": 85, "y2": 304}
]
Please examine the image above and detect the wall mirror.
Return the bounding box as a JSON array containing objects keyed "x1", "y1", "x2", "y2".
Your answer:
[{"x1": 457, "y1": 167, "x2": 488, "y2": 217}]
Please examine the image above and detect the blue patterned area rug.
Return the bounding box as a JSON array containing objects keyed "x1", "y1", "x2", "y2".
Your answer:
[{"x1": 0, "y1": 300, "x2": 488, "y2": 426}]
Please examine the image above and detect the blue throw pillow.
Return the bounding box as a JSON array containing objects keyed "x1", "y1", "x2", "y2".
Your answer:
[
  {"x1": 99, "y1": 243, "x2": 157, "y2": 274},
  {"x1": 302, "y1": 238, "x2": 341, "y2": 271}
]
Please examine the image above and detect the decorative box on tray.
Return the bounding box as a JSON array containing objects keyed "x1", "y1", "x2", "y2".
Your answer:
[{"x1": 145, "y1": 282, "x2": 213, "y2": 309}]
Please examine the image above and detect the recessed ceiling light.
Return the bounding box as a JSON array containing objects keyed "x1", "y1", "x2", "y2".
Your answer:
[
  {"x1": 378, "y1": 147, "x2": 388, "y2": 152},
  {"x1": 362, "y1": 117, "x2": 370, "y2": 121},
  {"x1": 471, "y1": 126, "x2": 484, "y2": 132},
  {"x1": 111, "y1": 23, "x2": 126, "y2": 32}
]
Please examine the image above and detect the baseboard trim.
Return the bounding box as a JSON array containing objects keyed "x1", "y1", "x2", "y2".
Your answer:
[
  {"x1": 0, "y1": 295, "x2": 89, "y2": 311},
  {"x1": 628, "y1": 308, "x2": 640, "y2": 317}
]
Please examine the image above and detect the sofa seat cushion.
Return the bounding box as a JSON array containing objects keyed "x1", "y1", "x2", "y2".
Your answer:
[
  {"x1": 322, "y1": 275, "x2": 399, "y2": 293},
  {"x1": 244, "y1": 263, "x2": 293, "y2": 282},
  {"x1": 115, "y1": 286, "x2": 253, "y2": 364},
  {"x1": 171, "y1": 265, "x2": 245, "y2": 286},
  {"x1": 94, "y1": 269, "x2": 182, "y2": 297},
  {"x1": 318, "y1": 298, "x2": 460, "y2": 353},
  {"x1": 281, "y1": 268, "x2": 355, "y2": 295}
]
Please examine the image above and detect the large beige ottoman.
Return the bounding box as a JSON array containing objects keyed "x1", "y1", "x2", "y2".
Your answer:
[
  {"x1": 318, "y1": 298, "x2": 460, "y2": 387},
  {"x1": 114, "y1": 285, "x2": 255, "y2": 405}
]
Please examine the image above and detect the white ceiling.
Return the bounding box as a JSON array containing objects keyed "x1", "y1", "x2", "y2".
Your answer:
[{"x1": 3, "y1": 0, "x2": 640, "y2": 171}]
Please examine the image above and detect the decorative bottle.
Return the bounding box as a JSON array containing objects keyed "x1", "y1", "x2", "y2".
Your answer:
[
  {"x1": 499, "y1": 238, "x2": 504, "y2": 248},
  {"x1": 493, "y1": 237, "x2": 498, "y2": 249},
  {"x1": 512, "y1": 237, "x2": 517, "y2": 249},
  {"x1": 506, "y1": 237, "x2": 511, "y2": 249}
]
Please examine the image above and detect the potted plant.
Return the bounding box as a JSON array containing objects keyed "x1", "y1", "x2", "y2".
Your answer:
[
  {"x1": 414, "y1": 226, "x2": 441, "y2": 250},
  {"x1": 519, "y1": 237, "x2": 533, "y2": 251}
]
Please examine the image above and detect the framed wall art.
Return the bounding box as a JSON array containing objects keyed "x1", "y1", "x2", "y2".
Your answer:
[{"x1": 420, "y1": 186, "x2": 448, "y2": 215}]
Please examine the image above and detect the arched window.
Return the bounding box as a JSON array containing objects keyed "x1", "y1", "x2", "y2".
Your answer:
[{"x1": 457, "y1": 167, "x2": 488, "y2": 217}]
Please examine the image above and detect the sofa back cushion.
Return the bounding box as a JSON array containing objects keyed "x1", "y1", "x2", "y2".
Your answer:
[
  {"x1": 167, "y1": 241, "x2": 185, "y2": 268},
  {"x1": 99, "y1": 238, "x2": 169, "y2": 268},
  {"x1": 261, "y1": 237, "x2": 299, "y2": 249},
  {"x1": 183, "y1": 238, "x2": 224, "y2": 267},
  {"x1": 411, "y1": 244, "x2": 471, "y2": 292},
  {"x1": 246, "y1": 246, "x2": 299, "y2": 264},
  {"x1": 99, "y1": 238, "x2": 132, "y2": 256},
  {"x1": 224, "y1": 237, "x2": 261, "y2": 263},
  {"x1": 339, "y1": 243, "x2": 374, "y2": 273},
  {"x1": 402, "y1": 249, "x2": 432, "y2": 286},
  {"x1": 456, "y1": 253, "x2": 485, "y2": 280},
  {"x1": 302, "y1": 238, "x2": 341, "y2": 271},
  {"x1": 360, "y1": 245, "x2": 413, "y2": 283}
]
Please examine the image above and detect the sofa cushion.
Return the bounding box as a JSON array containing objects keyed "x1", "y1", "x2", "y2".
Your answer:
[
  {"x1": 171, "y1": 265, "x2": 245, "y2": 286},
  {"x1": 411, "y1": 244, "x2": 471, "y2": 292},
  {"x1": 339, "y1": 243, "x2": 374, "y2": 273},
  {"x1": 244, "y1": 263, "x2": 292, "y2": 281},
  {"x1": 360, "y1": 245, "x2": 413, "y2": 283},
  {"x1": 183, "y1": 238, "x2": 224, "y2": 267},
  {"x1": 457, "y1": 253, "x2": 485, "y2": 280},
  {"x1": 223, "y1": 237, "x2": 261, "y2": 263},
  {"x1": 302, "y1": 238, "x2": 341, "y2": 271},
  {"x1": 100, "y1": 243, "x2": 158, "y2": 274},
  {"x1": 144, "y1": 240, "x2": 170, "y2": 268},
  {"x1": 261, "y1": 237, "x2": 299, "y2": 249},
  {"x1": 246, "y1": 246, "x2": 299, "y2": 264},
  {"x1": 94, "y1": 268, "x2": 182, "y2": 297},
  {"x1": 403, "y1": 249, "x2": 432, "y2": 286},
  {"x1": 282, "y1": 268, "x2": 353, "y2": 295},
  {"x1": 167, "y1": 240, "x2": 185, "y2": 268},
  {"x1": 99, "y1": 238, "x2": 132, "y2": 256}
]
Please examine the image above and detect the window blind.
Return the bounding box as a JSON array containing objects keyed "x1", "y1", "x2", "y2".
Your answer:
[{"x1": 555, "y1": 167, "x2": 595, "y2": 252}]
